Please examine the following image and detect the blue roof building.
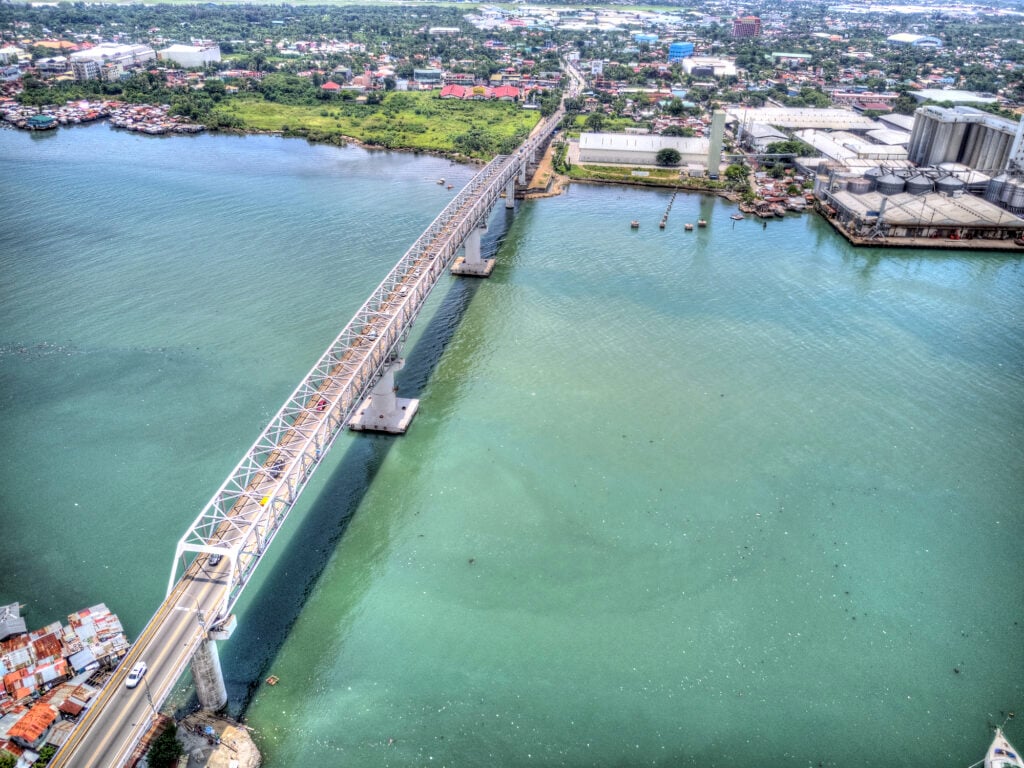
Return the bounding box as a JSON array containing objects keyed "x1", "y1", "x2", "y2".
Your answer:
[{"x1": 668, "y1": 42, "x2": 694, "y2": 61}]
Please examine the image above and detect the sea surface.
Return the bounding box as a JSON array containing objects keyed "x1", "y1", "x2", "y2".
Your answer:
[{"x1": 1, "y1": 124, "x2": 1022, "y2": 767}]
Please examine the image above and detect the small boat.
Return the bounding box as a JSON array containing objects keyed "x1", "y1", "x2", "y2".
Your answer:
[
  {"x1": 986, "y1": 728, "x2": 1024, "y2": 768},
  {"x1": 731, "y1": 213, "x2": 744, "y2": 220},
  {"x1": 447, "y1": 184, "x2": 454, "y2": 189},
  {"x1": 437, "y1": 178, "x2": 445, "y2": 185},
  {"x1": 697, "y1": 219, "x2": 707, "y2": 228},
  {"x1": 659, "y1": 220, "x2": 666, "y2": 229},
  {"x1": 630, "y1": 220, "x2": 640, "y2": 229},
  {"x1": 684, "y1": 223, "x2": 694, "y2": 231}
]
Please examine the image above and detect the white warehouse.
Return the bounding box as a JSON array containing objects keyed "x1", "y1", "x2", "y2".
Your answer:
[
  {"x1": 158, "y1": 44, "x2": 221, "y2": 68},
  {"x1": 578, "y1": 132, "x2": 710, "y2": 167},
  {"x1": 69, "y1": 43, "x2": 155, "y2": 68}
]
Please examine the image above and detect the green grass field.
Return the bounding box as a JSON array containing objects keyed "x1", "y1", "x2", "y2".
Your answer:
[{"x1": 215, "y1": 91, "x2": 540, "y2": 157}]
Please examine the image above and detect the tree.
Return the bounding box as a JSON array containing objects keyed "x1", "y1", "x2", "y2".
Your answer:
[
  {"x1": 32, "y1": 745, "x2": 57, "y2": 768},
  {"x1": 662, "y1": 125, "x2": 694, "y2": 137},
  {"x1": 0, "y1": 751, "x2": 16, "y2": 768},
  {"x1": 147, "y1": 722, "x2": 184, "y2": 768},
  {"x1": 725, "y1": 163, "x2": 747, "y2": 182},
  {"x1": 583, "y1": 112, "x2": 605, "y2": 131},
  {"x1": 655, "y1": 147, "x2": 681, "y2": 166}
]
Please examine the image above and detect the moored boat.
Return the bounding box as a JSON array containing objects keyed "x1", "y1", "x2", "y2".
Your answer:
[
  {"x1": 684, "y1": 223, "x2": 693, "y2": 231},
  {"x1": 697, "y1": 219, "x2": 707, "y2": 227},
  {"x1": 630, "y1": 220, "x2": 640, "y2": 229},
  {"x1": 731, "y1": 213, "x2": 744, "y2": 220},
  {"x1": 986, "y1": 728, "x2": 1024, "y2": 768}
]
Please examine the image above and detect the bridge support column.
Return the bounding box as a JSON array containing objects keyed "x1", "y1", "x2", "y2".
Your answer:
[
  {"x1": 518, "y1": 161, "x2": 528, "y2": 186},
  {"x1": 451, "y1": 226, "x2": 494, "y2": 277},
  {"x1": 191, "y1": 639, "x2": 227, "y2": 711},
  {"x1": 350, "y1": 359, "x2": 419, "y2": 434},
  {"x1": 505, "y1": 178, "x2": 516, "y2": 209}
]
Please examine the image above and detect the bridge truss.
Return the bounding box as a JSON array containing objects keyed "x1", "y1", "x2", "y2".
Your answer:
[{"x1": 169, "y1": 109, "x2": 564, "y2": 624}]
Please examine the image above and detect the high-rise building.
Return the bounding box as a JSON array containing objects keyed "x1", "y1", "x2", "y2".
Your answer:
[
  {"x1": 732, "y1": 16, "x2": 761, "y2": 38},
  {"x1": 71, "y1": 59, "x2": 101, "y2": 81},
  {"x1": 668, "y1": 42, "x2": 695, "y2": 61}
]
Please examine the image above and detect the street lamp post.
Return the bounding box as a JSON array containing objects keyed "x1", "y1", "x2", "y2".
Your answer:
[{"x1": 140, "y1": 674, "x2": 159, "y2": 720}]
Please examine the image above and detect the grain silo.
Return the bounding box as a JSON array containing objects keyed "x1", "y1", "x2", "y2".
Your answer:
[
  {"x1": 985, "y1": 173, "x2": 1008, "y2": 202},
  {"x1": 876, "y1": 173, "x2": 906, "y2": 195},
  {"x1": 935, "y1": 175, "x2": 965, "y2": 195},
  {"x1": 905, "y1": 174, "x2": 934, "y2": 195}
]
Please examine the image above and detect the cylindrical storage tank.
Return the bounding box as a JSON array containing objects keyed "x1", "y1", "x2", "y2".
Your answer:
[
  {"x1": 936, "y1": 176, "x2": 965, "y2": 195},
  {"x1": 985, "y1": 173, "x2": 1007, "y2": 202},
  {"x1": 1010, "y1": 183, "x2": 1024, "y2": 213},
  {"x1": 876, "y1": 173, "x2": 905, "y2": 195},
  {"x1": 832, "y1": 178, "x2": 848, "y2": 191},
  {"x1": 864, "y1": 166, "x2": 883, "y2": 190},
  {"x1": 847, "y1": 178, "x2": 872, "y2": 195},
  {"x1": 905, "y1": 174, "x2": 934, "y2": 195},
  {"x1": 1000, "y1": 178, "x2": 1018, "y2": 205}
]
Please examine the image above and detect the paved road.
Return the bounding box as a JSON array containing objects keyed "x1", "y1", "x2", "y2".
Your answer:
[{"x1": 51, "y1": 559, "x2": 229, "y2": 768}]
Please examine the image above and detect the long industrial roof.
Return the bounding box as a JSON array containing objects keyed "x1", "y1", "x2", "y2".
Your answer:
[
  {"x1": 831, "y1": 189, "x2": 1024, "y2": 227},
  {"x1": 725, "y1": 107, "x2": 878, "y2": 131}
]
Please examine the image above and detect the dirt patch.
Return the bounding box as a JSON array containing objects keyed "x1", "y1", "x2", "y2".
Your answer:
[{"x1": 177, "y1": 712, "x2": 260, "y2": 768}]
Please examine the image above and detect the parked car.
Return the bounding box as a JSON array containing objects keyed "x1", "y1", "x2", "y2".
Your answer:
[
  {"x1": 125, "y1": 661, "x2": 147, "y2": 689},
  {"x1": 209, "y1": 553, "x2": 223, "y2": 566}
]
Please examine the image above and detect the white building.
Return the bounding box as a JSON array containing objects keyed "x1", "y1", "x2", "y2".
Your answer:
[
  {"x1": 681, "y1": 57, "x2": 737, "y2": 78},
  {"x1": 0, "y1": 46, "x2": 23, "y2": 65},
  {"x1": 578, "y1": 132, "x2": 710, "y2": 167},
  {"x1": 158, "y1": 44, "x2": 221, "y2": 68},
  {"x1": 71, "y1": 59, "x2": 101, "y2": 82},
  {"x1": 69, "y1": 43, "x2": 155, "y2": 79}
]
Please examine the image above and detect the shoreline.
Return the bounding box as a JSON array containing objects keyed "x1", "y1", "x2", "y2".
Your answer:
[{"x1": 8, "y1": 114, "x2": 1019, "y2": 252}]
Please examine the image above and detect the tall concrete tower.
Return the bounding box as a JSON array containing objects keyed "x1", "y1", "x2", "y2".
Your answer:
[
  {"x1": 1009, "y1": 115, "x2": 1024, "y2": 171},
  {"x1": 707, "y1": 110, "x2": 726, "y2": 176}
]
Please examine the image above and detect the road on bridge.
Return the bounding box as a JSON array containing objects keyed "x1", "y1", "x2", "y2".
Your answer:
[{"x1": 51, "y1": 560, "x2": 228, "y2": 768}]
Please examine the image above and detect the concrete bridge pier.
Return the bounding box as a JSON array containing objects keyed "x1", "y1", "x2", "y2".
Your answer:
[
  {"x1": 518, "y1": 161, "x2": 528, "y2": 185},
  {"x1": 451, "y1": 225, "x2": 494, "y2": 277},
  {"x1": 191, "y1": 639, "x2": 228, "y2": 711},
  {"x1": 349, "y1": 358, "x2": 419, "y2": 434},
  {"x1": 505, "y1": 178, "x2": 516, "y2": 209}
]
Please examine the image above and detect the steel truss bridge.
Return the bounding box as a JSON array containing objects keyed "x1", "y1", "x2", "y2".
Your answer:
[{"x1": 51, "y1": 102, "x2": 566, "y2": 768}]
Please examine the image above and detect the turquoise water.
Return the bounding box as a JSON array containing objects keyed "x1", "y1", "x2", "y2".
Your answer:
[{"x1": 1, "y1": 125, "x2": 1022, "y2": 766}]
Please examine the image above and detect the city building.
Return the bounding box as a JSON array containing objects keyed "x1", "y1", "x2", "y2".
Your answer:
[
  {"x1": 907, "y1": 105, "x2": 1023, "y2": 171},
  {"x1": 732, "y1": 16, "x2": 761, "y2": 38},
  {"x1": 681, "y1": 57, "x2": 736, "y2": 79},
  {"x1": 71, "y1": 59, "x2": 101, "y2": 82},
  {"x1": 412, "y1": 68, "x2": 443, "y2": 86},
  {"x1": 68, "y1": 43, "x2": 155, "y2": 80},
  {"x1": 667, "y1": 42, "x2": 694, "y2": 62},
  {"x1": 886, "y1": 32, "x2": 942, "y2": 47},
  {"x1": 158, "y1": 44, "x2": 221, "y2": 68},
  {"x1": 911, "y1": 89, "x2": 998, "y2": 106}
]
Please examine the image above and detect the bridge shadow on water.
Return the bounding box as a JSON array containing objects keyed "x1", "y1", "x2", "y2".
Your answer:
[{"x1": 177, "y1": 206, "x2": 517, "y2": 718}]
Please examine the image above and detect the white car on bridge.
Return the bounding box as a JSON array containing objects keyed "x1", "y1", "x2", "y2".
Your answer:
[{"x1": 125, "y1": 661, "x2": 147, "y2": 689}]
